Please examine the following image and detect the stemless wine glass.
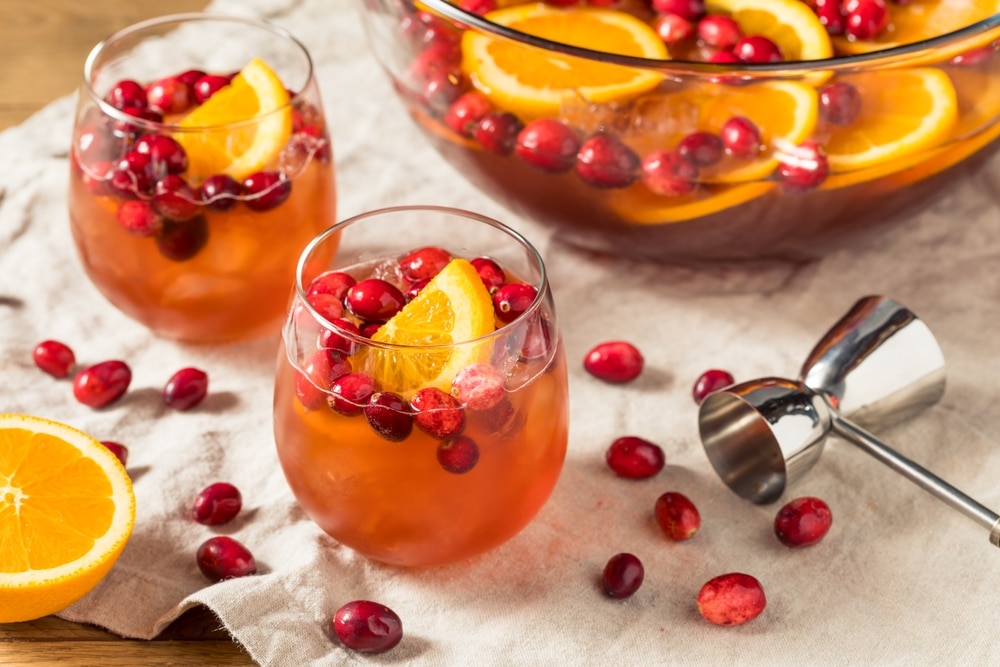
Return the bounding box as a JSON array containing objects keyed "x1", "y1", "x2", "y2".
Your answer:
[
  {"x1": 273, "y1": 206, "x2": 569, "y2": 567},
  {"x1": 68, "y1": 14, "x2": 337, "y2": 343}
]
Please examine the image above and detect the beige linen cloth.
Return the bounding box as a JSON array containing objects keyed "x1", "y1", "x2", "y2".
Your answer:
[{"x1": 3, "y1": 0, "x2": 1000, "y2": 664}]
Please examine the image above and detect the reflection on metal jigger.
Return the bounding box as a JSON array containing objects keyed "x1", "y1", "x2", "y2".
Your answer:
[{"x1": 698, "y1": 295, "x2": 1000, "y2": 548}]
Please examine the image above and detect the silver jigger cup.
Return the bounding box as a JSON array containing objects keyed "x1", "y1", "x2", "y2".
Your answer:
[{"x1": 698, "y1": 297, "x2": 1000, "y2": 548}]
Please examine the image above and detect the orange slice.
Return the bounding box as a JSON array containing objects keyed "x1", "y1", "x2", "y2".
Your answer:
[
  {"x1": 365, "y1": 258, "x2": 496, "y2": 396},
  {"x1": 174, "y1": 57, "x2": 292, "y2": 181},
  {"x1": 462, "y1": 4, "x2": 668, "y2": 119},
  {"x1": 706, "y1": 0, "x2": 833, "y2": 62},
  {"x1": 833, "y1": 0, "x2": 1000, "y2": 55},
  {"x1": 0, "y1": 414, "x2": 135, "y2": 623},
  {"x1": 606, "y1": 181, "x2": 773, "y2": 224}
]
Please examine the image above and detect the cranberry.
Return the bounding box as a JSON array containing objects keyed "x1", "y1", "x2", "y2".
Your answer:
[
  {"x1": 437, "y1": 435, "x2": 480, "y2": 473},
  {"x1": 411, "y1": 386, "x2": 466, "y2": 439},
  {"x1": 196, "y1": 536, "x2": 257, "y2": 582},
  {"x1": 73, "y1": 360, "x2": 132, "y2": 408},
  {"x1": 458, "y1": 0, "x2": 497, "y2": 14},
  {"x1": 75, "y1": 124, "x2": 118, "y2": 166},
  {"x1": 408, "y1": 39, "x2": 461, "y2": 82},
  {"x1": 320, "y1": 318, "x2": 362, "y2": 355},
  {"x1": 157, "y1": 216, "x2": 209, "y2": 262},
  {"x1": 697, "y1": 14, "x2": 742, "y2": 49},
  {"x1": 194, "y1": 74, "x2": 231, "y2": 103},
  {"x1": 951, "y1": 46, "x2": 996, "y2": 67},
  {"x1": 365, "y1": 392, "x2": 413, "y2": 441},
  {"x1": 153, "y1": 175, "x2": 200, "y2": 221},
  {"x1": 332, "y1": 600, "x2": 403, "y2": 654},
  {"x1": 677, "y1": 131, "x2": 724, "y2": 167},
  {"x1": 517, "y1": 315, "x2": 554, "y2": 361},
  {"x1": 296, "y1": 349, "x2": 352, "y2": 410},
  {"x1": 444, "y1": 92, "x2": 492, "y2": 137},
  {"x1": 347, "y1": 278, "x2": 407, "y2": 322},
  {"x1": 732, "y1": 35, "x2": 783, "y2": 63},
  {"x1": 109, "y1": 151, "x2": 155, "y2": 197},
  {"x1": 468, "y1": 394, "x2": 518, "y2": 434},
  {"x1": 820, "y1": 82, "x2": 862, "y2": 126},
  {"x1": 476, "y1": 112, "x2": 524, "y2": 155},
  {"x1": 651, "y1": 0, "x2": 705, "y2": 20},
  {"x1": 692, "y1": 368, "x2": 734, "y2": 404},
  {"x1": 307, "y1": 271, "x2": 357, "y2": 301},
  {"x1": 720, "y1": 116, "x2": 762, "y2": 158},
  {"x1": 359, "y1": 322, "x2": 382, "y2": 338},
  {"x1": 814, "y1": 0, "x2": 846, "y2": 35},
  {"x1": 134, "y1": 134, "x2": 188, "y2": 175},
  {"x1": 145, "y1": 76, "x2": 195, "y2": 114},
  {"x1": 774, "y1": 496, "x2": 832, "y2": 547},
  {"x1": 697, "y1": 573, "x2": 766, "y2": 626},
  {"x1": 576, "y1": 134, "x2": 640, "y2": 189},
  {"x1": 708, "y1": 50, "x2": 741, "y2": 64},
  {"x1": 471, "y1": 257, "x2": 506, "y2": 293},
  {"x1": 777, "y1": 140, "x2": 829, "y2": 192},
  {"x1": 399, "y1": 246, "x2": 451, "y2": 282},
  {"x1": 307, "y1": 293, "x2": 345, "y2": 323},
  {"x1": 606, "y1": 436, "x2": 664, "y2": 479},
  {"x1": 32, "y1": 340, "x2": 76, "y2": 378},
  {"x1": 176, "y1": 69, "x2": 206, "y2": 87},
  {"x1": 329, "y1": 373, "x2": 378, "y2": 416},
  {"x1": 451, "y1": 363, "x2": 506, "y2": 411},
  {"x1": 583, "y1": 341, "x2": 644, "y2": 383},
  {"x1": 112, "y1": 106, "x2": 163, "y2": 137},
  {"x1": 101, "y1": 441, "x2": 129, "y2": 467},
  {"x1": 641, "y1": 150, "x2": 698, "y2": 196},
  {"x1": 200, "y1": 174, "x2": 242, "y2": 212},
  {"x1": 163, "y1": 367, "x2": 209, "y2": 410},
  {"x1": 243, "y1": 171, "x2": 291, "y2": 212},
  {"x1": 845, "y1": 0, "x2": 888, "y2": 40},
  {"x1": 655, "y1": 491, "x2": 701, "y2": 540},
  {"x1": 492, "y1": 282, "x2": 537, "y2": 324},
  {"x1": 421, "y1": 69, "x2": 463, "y2": 114},
  {"x1": 106, "y1": 79, "x2": 147, "y2": 110},
  {"x1": 192, "y1": 482, "x2": 243, "y2": 526},
  {"x1": 79, "y1": 159, "x2": 112, "y2": 195},
  {"x1": 515, "y1": 118, "x2": 581, "y2": 173},
  {"x1": 116, "y1": 200, "x2": 163, "y2": 237},
  {"x1": 653, "y1": 13, "x2": 695, "y2": 45},
  {"x1": 405, "y1": 279, "x2": 429, "y2": 300},
  {"x1": 602, "y1": 553, "x2": 644, "y2": 599}
]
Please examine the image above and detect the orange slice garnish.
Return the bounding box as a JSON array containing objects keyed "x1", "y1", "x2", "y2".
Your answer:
[
  {"x1": 833, "y1": 0, "x2": 1000, "y2": 55},
  {"x1": 606, "y1": 181, "x2": 773, "y2": 225},
  {"x1": 0, "y1": 414, "x2": 135, "y2": 623},
  {"x1": 706, "y1": 0, "x2": 833, "y2": 62},
  {"x1": 462, "y1": 4, "x2": 668, "y2": 119}
]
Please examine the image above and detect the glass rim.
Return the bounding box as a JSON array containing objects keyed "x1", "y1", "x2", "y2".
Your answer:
[
  {"x1": 294, "y1": 205, "x2": 552, "y2": 351},
  {"x1": 82, "y1": 12, "x2": 315, "y2": 133},
  {"x1": 418, "y1": 0, "x2": 1000, "y2": 74}
]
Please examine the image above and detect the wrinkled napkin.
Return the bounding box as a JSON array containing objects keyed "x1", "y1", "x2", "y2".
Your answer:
[{"x1": 3, "y1": 0, "x2": 1000, "y2": 664}]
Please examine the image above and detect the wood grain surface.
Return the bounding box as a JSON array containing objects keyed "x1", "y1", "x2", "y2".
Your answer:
[{"x1": 0, "y1": 2, "x2": 256, "y2": 664}]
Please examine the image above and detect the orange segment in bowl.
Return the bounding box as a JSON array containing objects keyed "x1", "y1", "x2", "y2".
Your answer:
[
  {"x1": 462, "y1": 4, "x2": 668, "y2": 119},
  {"x1": 706, "y1": 0, "x2": 833, "y2": 61},
  {"x1": 174, "y1": 57, "x2": 292, "y2": 181},
  {"x1": 0, "y1": 414, "x2": 136, "y2": 623},
  {"x1": 607, "y1": 181, "x2": 774, "y2": 225}
]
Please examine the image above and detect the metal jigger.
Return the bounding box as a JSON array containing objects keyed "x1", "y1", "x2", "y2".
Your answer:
[{"x1": 698, "y1": 295, "x2": 1000, "y2": 547}]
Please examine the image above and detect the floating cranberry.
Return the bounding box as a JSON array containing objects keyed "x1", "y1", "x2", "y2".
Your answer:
[
  {"x1": 106, "y1": 79, "x2": 147, "y2": 110},
  {"x1": 814, "y1": 0, "x2": 846, "y2": 36},
  {"x1": 777, "y1": 140, "x2": 829, "y2": 192},
  {"x1": 492, "y1": 282, "x2": 537, "y2": 324},
  {"x1": 515, "y1": 118, "x2": 581, "y2": 173},
  {"x1": 399, "y1": 246, "x2": 451, "y2": 282},
  {"x1": 307, "y1": 293, "x2": 345, "y2": 323},
  {"x1": 365, "y1": 391, "x2": 413, "y2": 441},
  {"x1": 819, "y1": 81, "x2": 862, "y2": 126},
  {"x1": 116, "y1": 200, "x2": 163, "y2": 237},
  {"x1": 200, "y1": 174, "x2": 242, "y2": 212},
  {"x1": 602, "y1": 553, "x2": 644, "y2": 599},
  {"x1": 163, "y1": 367, "x2": 209, "y2": 410},
  {"x1": 697, "y1": 573, "x2": 766, "y2": 626},
  {"x1": 458, "y1": 0, "x2": 497, "y2": 14},
  {"x1": 153, "y1": 175, "x2": 200, "y2": 221},
  {"x1": 517, "y1": 315, "x2": 553, "y2": 361},
  {"x1": 437, "y1": 435, "x2": 480, "y2": 473},
  {"x1": 720, "y1": 116, "x2": 762, "y2": 158},
  {"x1": 951, "y1": 45, "x2": 996, "y2": 67},
  {"x1": 75, "y1": 124, "x2": 118, "y2": 166},
  {"x1": 405, "y1": 279, "x2": 429, "y2": 300},
  {"x1": 112, "y1": 106, "x2": 163, "y2": 137},
  {"x1": 653, "y1": 13, "x2": 695, "y2": 45},
  {"x1": 476, "y1": 112, "x2": 524, "y2": 155},
  {"x1": 347, "y1": 278, "x2": 407, "y2": 322},
  {"x1": 451, "y1": 363, "x2": 506, "y2": 411},
  {"x1": 412, "y1": 386, "x2": 466, "y2": 439},
  {"x1": 332, "y1": 600, "x2": 403, "y2": 654},
  {"x1": 655, "y1": 491, "x2": 701, "y2": 540},
  {"x1": 192, "y1": 482, "x2": 243, "y2": 526},
  {"x1": 471, "y1": 257, "x2": 506, "y2": 293},
  {"x1": 677, "y1": 131, "x2": 724, "y2": 168},
  {"x1": 651, "y1": 0, "x2": 705, "y2": 20},
  {"x1": 692, "y1": 368, "x2": 735, "y2": 404},
  {"x1": 79, "y1": 160, "x2": 112, "y2": 195},
  {"x1": 421, "y1": 69, "x2": 463, "y2": 114},
  {"x1": 641, "y1": 150, "x2": 698, "y2": 196},
  {"x1": 157, "y1": 216, "x2": 209, "y2": 262},
  {"x1": 606, "y1": 436, "x2": 664, "y2": 479},
  {"x1": 583, "y1": 341, "x2": 644, "y2": 383},
  {"x1": 468, "y1": 394, "x2": 518, "y2": 434},
  {"x1": 296, "y1": 349, "x2": 352, "y2": 410},
  {"x1": 845, "y1": 0, "x2": 889, "y2": 40},
  {"x1": 243, "y1": 171, "x2": 291, "y2": 212},
  {"x1": 109, "y1": 151, "x2": 155, "y2": 197},
  {"x1": 359, "y1": 322, "x2": 382, "y2": 338},
  {"x1": 134, "y1": 133, "x2": 188, "y2": 175},
  {"x1": 73, "y1": 360, "x2": 132, "y2": 408},
  {"x1": 576, "y1": 134, "x2": 640, "y2": 189},
  {"x1": 307, "y1": 271, "x2": 357, "y2": 301},
  {"x1": 774, "y1": 496, "x2": 832, "y2": 547},
  {"x1": 408, "y1": 39, "x2": 461, "y2": 83},
  {"x1": 444, "y1": 91, "x2": 492, "y2": 137},
  {"x1": 320, "y1": 318, "x2": 362, "y2": 356},
  {"x1": 196, "y1": 536, "x2": 257, "y2": 582},
  {"x1": 329, "y1": 373, "x2": 378, "y2": 416},
  {"x1": 698, "y1": 14, "x2": 742, "y2": 49},
  {"x1": 32, "y1": 340, "x2": 76, "y2": 378},
  {"x1": 194, "y1": 74, "x2": 231, "y2": 103},
  {"x1": 145, "y1": 76, "x2": 195, "y2": 114},
  {"x1": 101, "y1": 441, "x2": 129, "y2": 467},
  {"x1": 732, "y1": 35, "x2": 783, "y2": 63},
  {"x1": 176, "y1": 69, "x2": 206, "y2": 87}
]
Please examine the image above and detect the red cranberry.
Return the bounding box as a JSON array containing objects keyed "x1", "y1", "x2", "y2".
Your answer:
[
  {"x1": 157, "y1": 216, "x2": 209, "y2": 262},
  {"x1": 112, "y1": 106, "x2": 163, "y2": 137},
  {"x1": 653, "y1": 13, "x2": 695, "y2": 45},
  {"x1": 471, "y1": 257, "x2": 506, "y2": 293},
  {"x1": 80, "y1": 159, "x2": 112, "y2": 195},
  {"x1": 720, "y1": 116, "x2": 762, "y2": 158},
  {"x1": 655, "y1": 491, "x2": 701, "y2": 540},
  {"x1": 134, "y1": 134, "x2": 188, "y2": 175},
  {"x1": 194, "y1": 74, "x2": 231, "y2": 103},
  {"x1": 145, "y1": 76, "x2": 195, "y2": 115},
  {"x1": 819, "y1": 82, "x2": 862, "y2": 126},
  {"x1": 777, "y1": 140, "x2": 829, "y2": 192},
  {"x1": 408, "y1": 39, "x2": 461, "y2": 82},
  {"x1": 243, "y1": 171, "x2": 291, "y2": 212},
  {"x1": 332, "y1": 600, "x2": 403, "y2": 654},
  {"x1": 732, "y1": 35, "x2": 783, "y2": 62},
  {"x1": 692, "y1": 368, "x2": 734, "y2": 404},
  {"x1": 708, "y1": 50, "x2": 741, "y2": 64},
  {"x1": 296, "y1": 349, "x2": 352, "y2": 410},
  {"x1": 307, "y1": 271, "x2": 357, "y2": 301},
  {"x1": 365, "y1": 392, "x2": 413, "y2": 441},
  {"x1": 492, "y1": 282, "x2": 537, "y2": 324},
  {"x1": 576, "y1": 134, "x2": 640, "y2": 189},
  {"x1": 196, "y1": 536, "x2": 257, "y2": 582},
  {"x1": 468, "y1": 394, "x2": 518, "y2": 434},
  {"x1": 116, "y1": 200, "x2": 163, "y2": 237},
  {"x1": 583, "y1": 341, "x2": 644, "y2": 383},
  {"x1": 606, "y1": 436, "x2": 664, "y2": 479},
  {"x1": 651, "y1": 0, "x2": 705, "y2": 20},
  {"x1": 399, "y1": 246, "x2": 451, "y2": 282},
  {"x1": 774, "y1": 496, "x2": 832, "y2": 547},
  {"x1": 307, "y1": 293, "x2": 345, "y2": 323},
  {"x1": 176, "y1": 69, "x2": 206, "y2": 88},
  {"x1": 814, "y1": 0, "x2": 846, "y2": 35},
  {"x1": 405, "y1": 279, "x2": 429, "y2": 300},
  {"x1": 458, "y1": 0, "x2": 497, "y2": 14},
  {"x1": 75, "y1": 124, "x2": 119, "y2": 166},
  {"x1": 444, "y1": 92, "x2": 492, "y2": 137},
  {"x1": 359, "y1": 322, "x2": 382, "y2": 338},
  {"x1": 421, "y1": 69, "x2": 463, "y2": 114},
  {"x1": 153, "y1": 175, "x2": 200, "y2": 221},
  {"x1": 200, "y1": 174, "x2": 242, "y2": 212},
  {"x1": 677, "y1": 131, "x2": 724, "y2": 167},
  {"x1": 109, "y1": 151, "x2": 155, "y2": 197},
  {"x1": 411, "y1": 386, "x2": 466, "y2": 439},
  {"x1": 162, "y1": 367, "x2": 209, "y2": 411},
  {"x1": 451, "y1": 363, "x2": 506, "y2": 411},
  {"x1": 951, "y1": 45, "x2": 996, "y2": 67},
  {"x1": 32, "y1": 340, "x2": 76, "y2": 378},
  {"x1": 192, "y1": 482, "x2": 243, "y2": 526},
  {"x1": 437, "y1": 435, "x2": 480, "y2": 473},
  {"x1": 697, "y1": 14, "x2": 742, "y2": 49},
  {"x1": 347, "y1": 278, "x2": 407, "y2": 322},
  {"x1": 476, "y1": 112, "x2": 524, "y2": 155},
  {"x1": 101, "y1": 441, "x2": 129, "y2": 467},
  {"x1": 697, "y1": 573, "x2": 766, "y2": 626},
  {"x1": 515, "y1": 118, "x2": 581, "y2": 173},
  {"x1": 845, "y1": 0, "x2": 888, "y2": 40},
  {"x1": 320, "y1": 318, "x2": 362, "y2": 355},
  {"x1": 73, "y1": 360, "x2": 132, "y2": 408},
  {"x1": 329, "y1": 373, "x2": 378, "y2": 416},
  {"x1": 106, "y1": 79, "x2": 147, "y2": 110},
  {"x1": 517, "y1": 315, "x2": 554, "y2": 361},
  {"x1": 602, "y1": 553, "x2": 644, "y2": 599},
  {"x1": 641, "y1": 150, "x2": 698, "y2": 196}
]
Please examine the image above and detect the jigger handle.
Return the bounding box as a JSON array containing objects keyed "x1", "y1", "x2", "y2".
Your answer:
[{"x1": 831, "y1": 413, "x2": 1000, "y2": 548}]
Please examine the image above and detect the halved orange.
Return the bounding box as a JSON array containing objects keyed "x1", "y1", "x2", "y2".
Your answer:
[
  {"x1": 0, "y1": 414, "x2": 135, "y2": 623},
  {"x1": 365, "y1": 258, "x2": 496, "y2": 396},
  {"x1": 606, "y1": 181, "x2": 773, "y2": 224},
  {"x1": 462, "y1": 4, "x2": 668, "y2": 119},
  {"x1": 174, "y1": 57, "x2": 292, "y2": 181},
  {"x1": 706, "y1": 0, "x2": 834, "y2": 62}
]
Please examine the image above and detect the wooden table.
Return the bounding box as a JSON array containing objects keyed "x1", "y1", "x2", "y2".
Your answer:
[{"x1": 0, "y1": 2, "x2": 255, "y2": 664}]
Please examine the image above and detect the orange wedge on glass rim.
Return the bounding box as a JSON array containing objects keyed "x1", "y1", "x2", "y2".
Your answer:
[{"x1": 0, "y1": 414, "x2": 135, "y2": 623}]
